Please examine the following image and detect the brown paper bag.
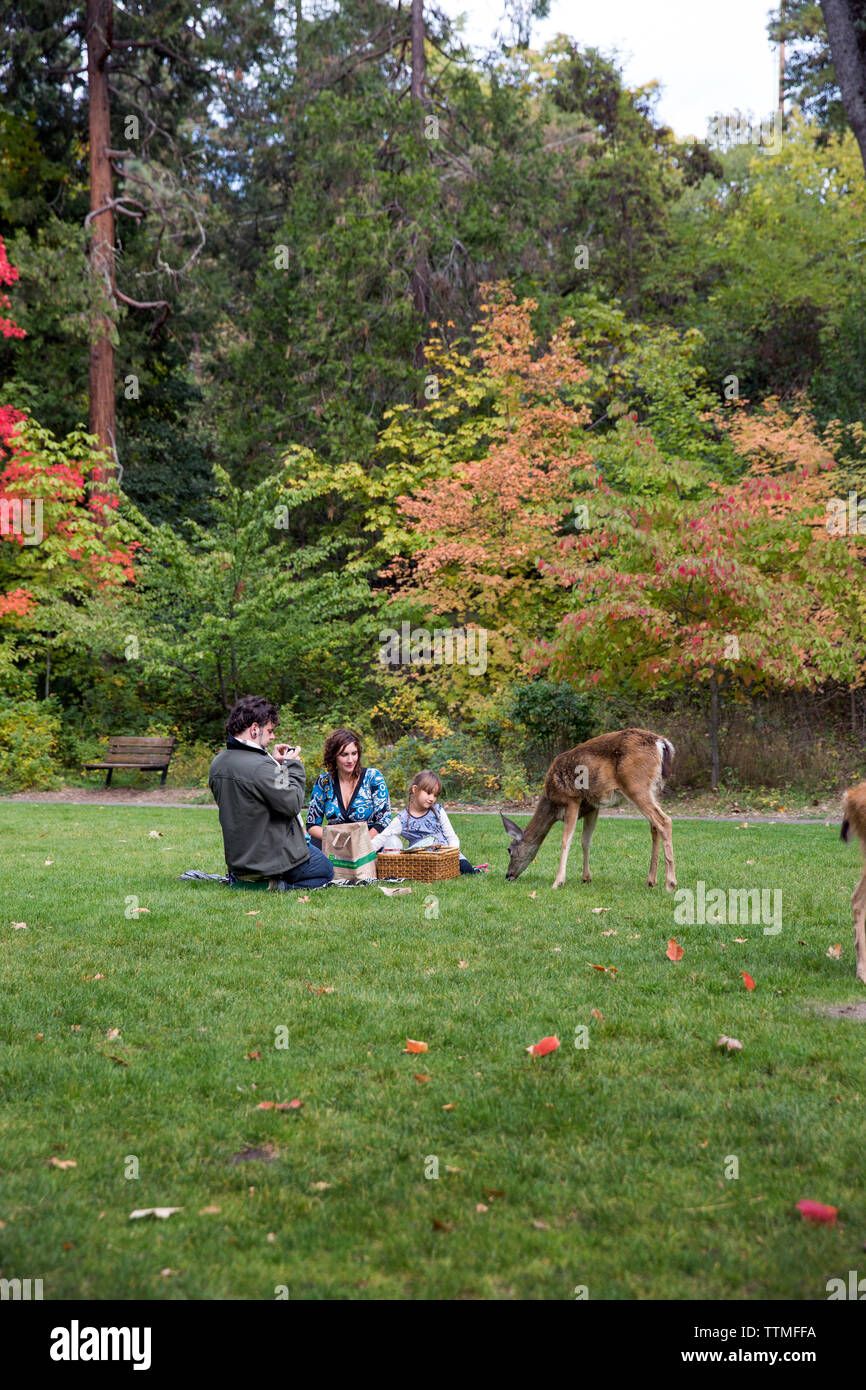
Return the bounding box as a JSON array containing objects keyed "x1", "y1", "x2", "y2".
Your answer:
[{"x1": 323, "y1": 822, "x2": 378, "y2": 881}]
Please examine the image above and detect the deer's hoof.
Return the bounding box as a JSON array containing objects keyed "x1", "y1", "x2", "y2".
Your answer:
[
  {"x1": 646, "y1": 878, "x2": 656, "y2": 889},
  {"x1": 665, "y1": 880, "x2": 677, "y2": 892},
  {"x1": 582, "y1": 873, "x2": 591, "y2": 884},
  {"x1": 551, "y1": 879, "x2": 564, "y2": 890}
]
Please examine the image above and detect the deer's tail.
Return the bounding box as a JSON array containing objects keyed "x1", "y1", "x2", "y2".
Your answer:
[
  {"x1": 841, "y1": 817, "x2": 851, "y2": 843},
  {"x1": 659, "y1": 737, "x2": 675, "y2": 783}
]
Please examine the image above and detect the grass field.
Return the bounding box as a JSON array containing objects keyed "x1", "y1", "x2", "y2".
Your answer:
[{"x1": 1, "y1": 803, "x2": 864, "y2": 1301}]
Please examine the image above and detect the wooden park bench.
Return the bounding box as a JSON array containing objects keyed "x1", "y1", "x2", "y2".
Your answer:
[{"x1": 84, "y1": 736, "x2": 176, "y2": 787}]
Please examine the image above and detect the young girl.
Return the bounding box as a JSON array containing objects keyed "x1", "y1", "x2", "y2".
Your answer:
[{"x1": 372, "y1": 769, "x2": 486, "y2": 874}]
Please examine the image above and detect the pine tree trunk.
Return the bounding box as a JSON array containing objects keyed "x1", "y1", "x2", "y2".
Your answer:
[
  {"x1": 710, "y1": 673, "x2": 721, "y2": 790},
  {"x1": 821, "y1": 0, "x2": 866, "y2": 176},
  {"x1": 410, "y1": 0, "x2": 429, "y2": 369},
  {"x1": 411, "y1": 0, "x2": 425, "y2": 102},
  {"x1": 86, "y1": 0, "x2": 116, "y2": 473}
]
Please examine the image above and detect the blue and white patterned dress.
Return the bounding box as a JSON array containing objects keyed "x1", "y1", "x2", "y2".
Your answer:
[{"x1": 306, "y1": 766, "x2": 393, "y2": 836}]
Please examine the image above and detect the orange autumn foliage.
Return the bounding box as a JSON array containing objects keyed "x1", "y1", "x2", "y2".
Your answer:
[{"x1": 383, "y1": 284, "x2": 592, "y2": 648}]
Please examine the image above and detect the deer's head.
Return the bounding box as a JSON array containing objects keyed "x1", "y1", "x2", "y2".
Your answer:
[{"x1": 500, "y1": 812, "x2": 540, "y2": 880}]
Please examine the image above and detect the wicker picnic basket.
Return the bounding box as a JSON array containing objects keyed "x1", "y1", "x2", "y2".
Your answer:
[{"x1": 376, "y1": 845, "x2": 460, "y2": 881}]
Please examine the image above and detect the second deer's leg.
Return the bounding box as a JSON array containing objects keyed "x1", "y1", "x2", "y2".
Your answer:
[
  {"x1": 853, "y1": 872, "x2": 866, "y2": 984},
  {"x1": 552, "y1": 801, "x2": 579, "y2": 889},
  {"x1": 581, "y1": 806, "x2": 599, "y2": 883}
]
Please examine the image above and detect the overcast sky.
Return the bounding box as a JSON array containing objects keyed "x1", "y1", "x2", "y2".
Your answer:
[{"x1": 436, "y1": 0, "x2": 781, "y2": 141}]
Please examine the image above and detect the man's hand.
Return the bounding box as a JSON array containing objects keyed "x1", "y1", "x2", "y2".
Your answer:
[{"x1": 275, "y1": 744, "x2": 302, "y2": 763}]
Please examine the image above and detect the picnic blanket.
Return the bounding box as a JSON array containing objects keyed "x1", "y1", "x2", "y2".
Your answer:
[{"x1": 177, "y1": 870, "x2": 407, "y2": 888}]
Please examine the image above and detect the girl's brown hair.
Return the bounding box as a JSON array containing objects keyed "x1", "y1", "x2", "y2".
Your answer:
[
  {"x1": 411, "y1": 769, "x2": 442, "y2": 797},
  {"x1": 323, "y1": 727, "x2": 363, "y2": 782}
]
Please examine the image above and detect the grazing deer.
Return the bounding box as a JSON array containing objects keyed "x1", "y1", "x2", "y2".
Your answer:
[
  {"x1": 501, "y1": 728, "x2": 676, "y2": 891},
  {"x1": 840, "y1": 783, "x2": 866, "y2": 984}
]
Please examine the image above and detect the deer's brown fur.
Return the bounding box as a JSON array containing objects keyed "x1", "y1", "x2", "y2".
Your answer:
[
  {"x1": 501, "y1": 728, "x2": 676, "y2": 891},
  {"x1": 840, "y1": 783, "x2": 866, "y2": 983}
]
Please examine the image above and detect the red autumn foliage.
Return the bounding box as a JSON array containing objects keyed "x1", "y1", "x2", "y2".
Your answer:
[
  {"x1": 0, "y1": 236, "x2": 25, "y2": 340},
  {"x1": 795, "y1": 1199, "x2": 838, "y2": 1225}
]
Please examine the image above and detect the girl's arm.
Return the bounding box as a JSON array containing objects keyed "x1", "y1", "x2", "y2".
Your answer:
[
  {"x1": 436, "y1": 806, "x2": 460, "y2": 848},
  {"x1": 370, "y1": 814, "x2": 404, "y2": 850}
]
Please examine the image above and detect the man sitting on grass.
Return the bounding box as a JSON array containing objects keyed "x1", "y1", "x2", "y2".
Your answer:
[{"x1": 209, "y1": 695, "x2": 334, "y2": 891}]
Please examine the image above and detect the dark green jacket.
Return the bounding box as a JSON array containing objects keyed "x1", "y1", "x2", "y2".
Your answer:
[{"x1": 209, "y1": 737, "x2": 309, "y2": 878}]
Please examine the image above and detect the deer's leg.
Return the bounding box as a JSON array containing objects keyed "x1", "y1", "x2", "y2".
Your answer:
[
  {"x1": 628, "y1": 790, "x2": 676, "y2": 891},
  {"x1": 581, "y1": 806, "x2": 599, "y2": 883},
  {"x1": 552, "y1": 801, "x2": 579, "y2": 889},
  {"x1": 648, "y1": 822, "x2": 660, "y2": 887},
  {"x1": 853, "y1": 871, "x2": 866, "y2": 985}
]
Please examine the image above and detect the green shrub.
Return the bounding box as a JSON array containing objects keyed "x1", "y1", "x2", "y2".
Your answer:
[
  {"x1": 506, "y1": 679, "x2": 597, "y2": 771},
  {"x1": 0, "y1": 699, "x2": 63, "y2": 791},
  {"x1": 377, "y1": 735, "x2": 437, "y2": 800},
  {"x1": 165, "y1": 741, "x2": 213, "y2": 789},
  {"x1": 377, "y1": 731, "x2": 507, "y2": 803}
]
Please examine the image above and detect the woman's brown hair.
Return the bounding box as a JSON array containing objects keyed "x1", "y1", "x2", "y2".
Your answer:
[{"x1": 323, "y1": 727, "x2": 363, "y2": 783}]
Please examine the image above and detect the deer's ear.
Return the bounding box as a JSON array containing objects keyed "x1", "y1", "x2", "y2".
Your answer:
[{"x1": 500, "y1": 812, "x2": 524, "y2": 841}]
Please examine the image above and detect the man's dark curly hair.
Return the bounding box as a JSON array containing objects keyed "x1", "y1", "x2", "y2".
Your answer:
[
  {"x1": 225, "y1": 695, "x2": 279, "y2": 737},
  {"x1": 323, "y1": 727, "x2": 363, "y2": 782}
]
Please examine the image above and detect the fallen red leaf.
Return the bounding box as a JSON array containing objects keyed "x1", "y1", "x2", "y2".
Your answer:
[
  {"x1": 591, "y1": 1008, "x2": 604, "y2": 1021},
  {"x1": 666, "y1": 938, "x2": 684, "y2": 962},
  {"x1": 796, "y1": 1199, "x2": 838, "y2": 1225},
  {"x1": 826, "y1": 943, "x2": 842, "y2": 960},
  {"x1": 275, "y1": 1099, "x2": 304, "y2": 1111},
  {"x1": 413, "y1": 1073, "x2": 431, "y2": 1083},
  {"x1": 404, "y1": 1038, "x2": 428, "y2": 1054},
  {"x1": 526, "y1": 1035, "x2": 560, "y2": 1057},
  {"x1": 741, "y1": 972, "x2": 756, "y2": 990}
]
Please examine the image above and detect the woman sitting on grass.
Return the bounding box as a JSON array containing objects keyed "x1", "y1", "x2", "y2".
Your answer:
[
  {"x1": 376, "y1": 769, "x2": 486, "y2": 874},
  {"x1": 306, "y1": 728, "x2": 393, "y2": 844}
]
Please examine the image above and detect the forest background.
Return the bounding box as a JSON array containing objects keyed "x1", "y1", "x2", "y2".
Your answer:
[{"x1": 2, "y1": 0, "x2": 866, "y2": 807}]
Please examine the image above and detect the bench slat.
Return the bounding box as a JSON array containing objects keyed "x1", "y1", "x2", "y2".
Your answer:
[
  {"x1": 85, "y1": 760, "x2": 171, "y2": 769},
  {"x1": 105, "y1": 738, "x2": 175, "y2": 749}
]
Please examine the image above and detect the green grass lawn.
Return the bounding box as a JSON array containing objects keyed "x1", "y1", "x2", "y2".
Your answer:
[{"x1": 1, "y1": 804, "x2": 864, "y2": 1301}]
